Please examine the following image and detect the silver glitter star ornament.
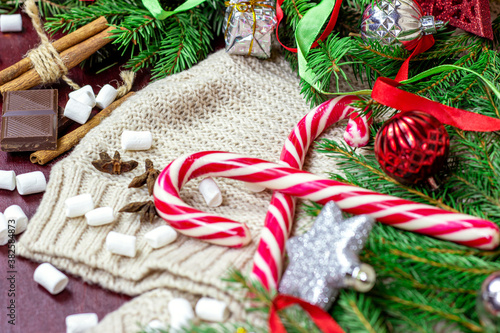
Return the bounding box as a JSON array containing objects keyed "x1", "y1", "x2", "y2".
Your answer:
[{"x1": 279, "y1": 201, "x2": 376, "y2": 310}]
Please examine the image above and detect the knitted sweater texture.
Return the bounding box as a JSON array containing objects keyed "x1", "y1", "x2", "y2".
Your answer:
[{"x1": 18, "y1": 50, "x2": 351, "y2": 331}]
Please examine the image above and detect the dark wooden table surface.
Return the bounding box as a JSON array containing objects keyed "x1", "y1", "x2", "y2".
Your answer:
[{"x1": 0, "y1": 11, "x2": 152, "y2": 333}]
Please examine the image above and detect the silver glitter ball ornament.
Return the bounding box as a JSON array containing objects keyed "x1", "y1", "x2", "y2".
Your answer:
[
  {"x1": 278, "y1": 201, "x2": 376, "y2": 310},
  {"x1": 360, "y1": 0, "x2": 443, "y2": 46},
  {"x1": 477, "y1": 272, "x2": 500, "y2": 329}
]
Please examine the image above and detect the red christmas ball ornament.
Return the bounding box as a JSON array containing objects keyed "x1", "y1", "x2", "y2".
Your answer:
[{"x1": 374, "y1": 111, "x2": 450, "y2": 185}]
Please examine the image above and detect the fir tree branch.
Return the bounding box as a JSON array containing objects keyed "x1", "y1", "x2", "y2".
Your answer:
[
  {"x1": 348, "y1": 299, "x2": 377, "y2": 333},
  {"x1": 389, "y1": 249, "x2": 499, "y2": 275},
  {"x1": 316, "y1": 139, "x2": 459, "y2": 212},
  {"x1": 376, "y1": 294, "x2": 483, "y2": 333},
  {"x1": 150, "y1": 9, "x2": 212, "y2": 79},
  {"x1": 414, "y1": 51, "x2": 478, "y2": 95},
  {"x1": 126, "y1": 42, "x2": 161, "y2": 70},
  {"x1": 332, "y1": 292, "x2": 388, "y2": 333}
]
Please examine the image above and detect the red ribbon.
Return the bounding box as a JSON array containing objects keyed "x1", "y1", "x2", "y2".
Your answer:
[
  {"x1": 395, "y1": 35, "x2": 435, "y2": 82},
  {"x1": 275, "y1": 0, "x2": 343, "y2": 53},
  {"x1": 393, "y1": 0, "x2": 436, "y2": 82},
  {"x1": 269, "y1": 294, "x2": 345, "y2": 333},
  {"x1": 372, "y1": 77, "x2": 500, "y2": 131}
]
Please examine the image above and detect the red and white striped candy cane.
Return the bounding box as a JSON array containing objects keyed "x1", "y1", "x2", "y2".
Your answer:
[
  {"x1": 154, "y1": 151, "x2": 499, "y2": 251},
  {"x1": 252, "y1": 95, "x2": 360, "y2": 290},
  {"x1": 344, "y1": 110, "x2": 373, "y2": 148},
  {"x1": 153, "y1": 152, "x2": 252, "y2": 247}
]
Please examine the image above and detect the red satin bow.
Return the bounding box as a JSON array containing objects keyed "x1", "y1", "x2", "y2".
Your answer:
[
  {"x1": 269, "y1": 294, "x2": 345, "y2": 333},
  {"x1": 372, "y1": 77, "x2": 500, "y2": 131}
]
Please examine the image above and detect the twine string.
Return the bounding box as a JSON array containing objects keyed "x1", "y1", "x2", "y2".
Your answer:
[
  {"x1": 23, "y1": 0, "x2": 135, "y2": 95},
  {"x1": 24, "y1": 0, "x2": 80, "y2": 89},
  {"x1": 116, "y1": 71, "x2": 136, "y2": 98}
]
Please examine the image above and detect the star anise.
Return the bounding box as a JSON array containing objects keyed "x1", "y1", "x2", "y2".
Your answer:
[
  {"x1": 128, "y1": 159, "x2": 160, "y2": 195},
  {"x1": 92, "y1": 151, "x2": 138, "y2": 175},
  {"x1": 119, "y1": 200, "x2": 158, "y2": 223}
]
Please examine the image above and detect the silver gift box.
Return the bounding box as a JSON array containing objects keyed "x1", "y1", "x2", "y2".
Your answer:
[{"x1": 223, "y1": 0, "x2": 277, "y2": 58}]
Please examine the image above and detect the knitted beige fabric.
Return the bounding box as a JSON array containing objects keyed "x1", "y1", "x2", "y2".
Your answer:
[{"x1": 18, "y1": 49, "x2": 355, "y2": 331}]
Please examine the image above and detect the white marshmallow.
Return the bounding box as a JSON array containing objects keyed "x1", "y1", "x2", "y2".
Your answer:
[
  {"x1": 106, "y1": 231, "x2": 136, "y2": 257},
  {"x1": 65, "y1": 193, "x2": 94, "y2": 218},
  {"x1": 0, "y1": 14, "x2": 22, "y2": 32},
  {"x1": 64, "y1": 98, "x2": 92, "y2": 125},
  {"x1": 66, "y1": 313, "x2": 98, "y2": 333},
  {"x1": 195, "y1": 297, "x2": 230, "y2": 322},
  {"x1": 85, "y1": 207, "x2": 114, "y2": 226},
  {"x1": 144, "y1": 225, "x2": 177, "y2": 249},
  {"x1": 33, "y1": 263, "x2": 69, "y2": 295},
  {"x1": 4, "y1": 205, "x2": 28, "y2": 235},
  {"x1": 168, "y1": 298, "x2": 194, "y2": 332},
  {"x1": 199, "y1": 177, "x2": 222, "y2": 207},
  {"x1": 72, "y1": 91, "x2": 95, "y2": 108},
  {"x1": 121, "y1": 130, "x2": 153, "y2": 151},
  {"x1": 245, "y1": 182, "x2": 266, "y2": 193},
  {"x1": 145, "y1": 319, "x2": 167, "y2": 332},
  {"x1": 68, "y1": 84, "x2": 93, "y2": 99},
  {"x1": 95, "y1": 84, "x2": 118, "y2": 109},
  {"x1": 0, "y1": 170, "x2": 16, "y2": 191},
  {"x1": 16, "y1": 171, "x2": 46, "y2": 195},
  {"x1": 0, "y1": 213, "x2": 8, "y2": 246},
  {"x1": 68, "y1": 85, "x2": 96, "y2": 107}
]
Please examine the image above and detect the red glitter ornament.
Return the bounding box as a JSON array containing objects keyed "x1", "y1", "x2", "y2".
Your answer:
[
  {"x1": 374, "y1": 111, "x2": 450, "y2": 185},
  {"x1": 415, "y1": 0, "x2": 493, "y2": 39}
]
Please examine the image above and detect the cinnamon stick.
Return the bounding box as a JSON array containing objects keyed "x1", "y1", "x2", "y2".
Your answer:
[
  {"x1": 0, "y1": 16, "x2": 108, "y2": 86},
  {"x1": 30, "y1": 92, "x2": 134, "y2": 165},
  {"x1": 0, "y1": 26, "x2": 115, "y2": 94}
]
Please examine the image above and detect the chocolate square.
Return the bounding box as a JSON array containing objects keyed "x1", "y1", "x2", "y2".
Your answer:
[{"x1": 1, "y1": 89, "x2": 58, "y2": 152}]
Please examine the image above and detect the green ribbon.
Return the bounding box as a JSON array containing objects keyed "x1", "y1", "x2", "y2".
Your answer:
[
  {"x1": 401, "y1": 64, "x2": 500, "y2": 100},
  {"x1": 295, "y1": 0, "x2": 336, "y2": 91},
  {"x1": 142, "y1": 0, "x2": 207, "y2": 20}
]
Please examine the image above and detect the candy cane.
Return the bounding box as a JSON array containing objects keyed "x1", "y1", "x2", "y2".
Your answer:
[
  {"x1": 344, "y1": 110, "x2": 373, "y2": 148},
  {"x1": 252, "y1": 96, "x2": 360, "y2": 290},
  {"x1": 154, "y1": 151, "x2": 500, "y2": 251}
]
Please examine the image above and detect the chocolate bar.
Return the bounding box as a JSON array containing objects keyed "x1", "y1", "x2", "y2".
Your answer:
[{"x1": 1, "y1": 89, "x2": 58, "y2": 152}]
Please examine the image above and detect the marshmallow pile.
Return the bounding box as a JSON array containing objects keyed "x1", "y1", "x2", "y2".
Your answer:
[
  {"x1": 0, "y1": 171, "x2": 47, "y2": 244},
  {"x1": 167, "y1": 297, "x2": 230, "y2": 332},
  {"x1": 0, "y1": 171, "x2": 46, "y2": 244},
  {"x1": 105, "y1": 223, "x2": 179, "y2": 258},
  {"x1": 0, "y1": 14, "x2": 22, "y2": 33},
  {"x1": 0, "y1": 170, "x2": 47, "y2": 195},
  {"x1": 64, "y1": 192, "x2": 179, "y2": 258},
  {"x1": 1, "y1": 203, "x2": 37, "y2": 245},
  {"x1": 64, "y1": 193, "x2": 115, "y2": 226},
  {"x1": 64, "y1": 84, "x2": 119, "y2": 125},
  {"x1": 99, "y1": 176, "x2": 225, "y2": 258}
]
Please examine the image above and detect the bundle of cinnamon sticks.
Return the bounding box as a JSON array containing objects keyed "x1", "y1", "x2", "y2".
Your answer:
[
  {"x1": 0, "y1": 17, "x2": 134, "y2": 165},
  {"x1": 0, "y1": 16, "x2": 114, "y2": 93}
]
